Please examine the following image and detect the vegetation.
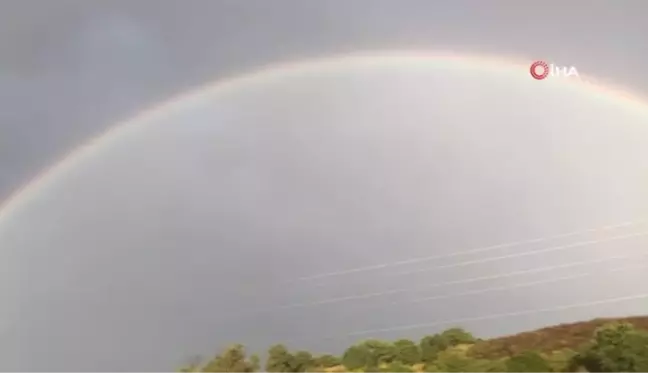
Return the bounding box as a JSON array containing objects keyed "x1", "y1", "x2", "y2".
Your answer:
[
  {"x1": 469, "y1": 316, "x2": 648, "y2": 359},
  {"x1": 179, "y1": 316, "x2": 648, "y2": 372}
]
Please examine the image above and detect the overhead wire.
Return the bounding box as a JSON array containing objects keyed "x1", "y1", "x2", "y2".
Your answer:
[
  {"x1": 271, "y1": 233, "x2": 648, "y2": 310},
  {"x1": 344, "y1": 291, "x2": 648, "y2": 338},
  {"x1": 391, "y1": 262, "x2": 648, "y2": 306},
  {"x1": 390, "y1": 230, "x2": 648, "y2": 278},
  {"x1": 295, "y1": 220, "x2": 641, "y2": 282}
]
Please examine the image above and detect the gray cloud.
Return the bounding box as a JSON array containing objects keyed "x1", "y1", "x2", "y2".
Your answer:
[
  {"x1": 1, "y1": 1, "x2": 648, "y2": 371},
  {"x1": 2, "y1": 0, "x2": 648, "y2": 201},
  {"x1": 1, "y1": 57, "x2": 647, "y2": 370}
]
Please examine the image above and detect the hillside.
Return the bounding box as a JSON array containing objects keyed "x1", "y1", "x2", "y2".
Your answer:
[
  {"x1": 469, "y1": 316, "x2": 648, "y2": 359},
  {"x1": 180, "y1": 316, "x2": 648, "y2": 372}
]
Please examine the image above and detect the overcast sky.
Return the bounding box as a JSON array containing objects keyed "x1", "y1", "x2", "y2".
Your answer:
[
  {"x1": 2, "y1": 0, "x2": 648, "y2": 202},
  {"x1": 1, "y1": 1, "x2": 648, "y2": 371}
]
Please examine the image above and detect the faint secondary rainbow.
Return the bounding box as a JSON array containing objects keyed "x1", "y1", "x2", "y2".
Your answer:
[{"x1": 1, "y1": 50, "x2": 647, "y2": 226}]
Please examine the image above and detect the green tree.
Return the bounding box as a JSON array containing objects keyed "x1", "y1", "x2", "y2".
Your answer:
[
  {"x1": 423, "y1": 364, "x2": 441, "y2": 372},
  {"x1": 435, "y1": 349, "x2": 498, "y2": 372},
  {"x1": 361, "y1": 339, "x2": 398, "y2": 365},
  {"x1": 313, "y1": 354, "x2": 341, "y2": 368},
  {"x1": 249, "y1": 355, "x2": 261, "y2": 372},
  {"x1": 570, "y1": 322, "x2": 648, "y2": 372},
  {"x1": 343, "y1": 345, "x2": 371, "y2": 371},
  {"x1": 266, "y1": 344, "x2": 296, "y2": 372},
  {"x1": 506, "y1": 351, "x2": 552, "y2": 372},
  {"x1": 201, "y1": 344, "x2": 257, "y2": 372},
  {"x1": 440, "y1": 328, "x2": 476, "y2": 346},
  {"x1": 380, "y1": 361, "x2": 414, "y2": 372},
  {"x1": 292, "y1": 351, "x2": 315, "y2": 372},
  {"x1": 483, "y1": 359, "x2": 508, "y2": 372},
  {"x1": 420, "y1": 335, "x2": 446, "y2": 363},
  {"x1": 546, "y1": 348, "x2": 576, "y2": 372},
  {"x1": 394, "y1": 339, "x2": 421, "y2": 365}
]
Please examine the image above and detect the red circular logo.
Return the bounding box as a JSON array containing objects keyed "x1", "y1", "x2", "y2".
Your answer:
[{"x1": 530, "y1": 61, "x2": 549, "y2": 80}]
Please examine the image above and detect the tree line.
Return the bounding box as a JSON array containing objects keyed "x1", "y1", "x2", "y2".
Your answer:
[{"x1": 179, "y1": 321, "x2": 648, "y2": 372}]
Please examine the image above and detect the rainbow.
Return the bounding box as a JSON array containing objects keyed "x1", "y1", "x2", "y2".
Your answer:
[{"x1": 1, "y1": 50, "x2": 647, "y2": 225}]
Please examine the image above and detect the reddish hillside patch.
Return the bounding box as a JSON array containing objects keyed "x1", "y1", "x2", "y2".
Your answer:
[{"x1": 469, "y1": 316, "x2": 648, "y2": 359}]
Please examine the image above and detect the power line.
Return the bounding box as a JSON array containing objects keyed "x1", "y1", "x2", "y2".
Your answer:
[
  {"x1": 390, "y1": 231, "x2": 647, "y2": 277},
  {"x1": 271, "y1": 236, "x2": 647, "y2": 310},
  {"x1": 345, "y1": 292, "x2": 648, "y2": 337},
  {"x1": 295, "y1": 220, "x2": 640, "y2": 282},
  {"x1": 399, "y1": 262, "x2": 648, "y2": 306}
]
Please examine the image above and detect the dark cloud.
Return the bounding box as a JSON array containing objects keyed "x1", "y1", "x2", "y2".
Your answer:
[
  {"x1": 1, "y1": 58, "x2": 647, "y2": 370},
  {"x1": 1, "y1": 1, "x2": 647, "y2": 371}
]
